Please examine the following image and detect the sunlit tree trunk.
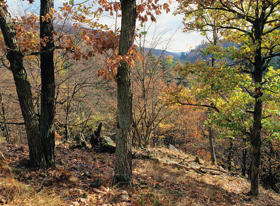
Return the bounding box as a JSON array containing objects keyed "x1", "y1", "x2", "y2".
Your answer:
[
  {"x1": 208, "y1": 126, "x2": 216, "y2": 165},
  {"x1": 208, "y1": 27, "x2": 217, "y2": 165},
  {"x1": 114, "y1": 0, "x2": 137, "y2": 186}
]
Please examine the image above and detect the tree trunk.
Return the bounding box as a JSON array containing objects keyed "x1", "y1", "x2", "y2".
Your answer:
[
  {"x1": 250, "y1": 20, "x2": 264, "y2": 196},
  {"x1": 133, "y1": 123, "x2": 142, "y2": 148},
  {"x1": 114, "y1": 0, "x2": 137, "y2": 186},
  {"x1": 268, "y1": 141, "x2": 273, "y2": 189},
  {"x1": 228, "y1": 137, "x2": 233, "y2": 171},
  {"x1": 250, "y1": 98, "x2": 262, "y2": 195},
  {"x1": 242, "y1": 135, "x2": 248, "y2": 177},
  {"x1": 65, "y1": 84, "x2": 70, "y2": 141},
  {"x1": 209, "y1": 31, "x2": 217, "y2": 165},
  {"x1": 208, "y1": 126, "x2": 216, "y2": 165},
  {"x1": 0, "y1": 93, "x2": 10, "y2": 142},
  {"x1": 40, "y1": 0, "x2": 56, "y2": 166},
  {"x1": 65, "y1": 123, "x2": 70, "y2": 141},
  {"x1": 0, "y1": 4, "x2": 46, "y2": 167}
]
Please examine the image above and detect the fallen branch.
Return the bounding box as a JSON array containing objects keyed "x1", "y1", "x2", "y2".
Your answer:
[{"x1": 0, "y1": 150, "x2": 5, "y2": 160}]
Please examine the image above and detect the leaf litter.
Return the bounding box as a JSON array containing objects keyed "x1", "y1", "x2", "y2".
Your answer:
[{"x1": 0, "y1": 142, "x2": 279, "y2": 205}]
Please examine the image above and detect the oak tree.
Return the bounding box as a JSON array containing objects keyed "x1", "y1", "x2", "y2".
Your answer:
[
  {"x1": 40, "y1": 0, "x2": 56, "y2": 166},
  {"x1": 114, "y1": 0, "x2": 137, "y2": 186},
  {"x1": 176, "y1": 0, "x2": 280, "y2": 196},
  {"x1": 0, "y1": 0, "x2": 45, "y2": 166},
  {"x1": 0, "y1": 0, "x2": 57, "y2": 167}
]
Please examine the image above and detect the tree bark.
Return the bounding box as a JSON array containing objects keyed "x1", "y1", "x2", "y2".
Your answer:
[
  {"x1": 40, "y1": 0, "x2": 56, "y2": 166},
  {"x1": 65, "y1": 84, "x2": 71, "y2": 141},
  {"x1": 242, "y1": 135, "x2": 248, "y2": 177},
  {"x1": 0, "y1": 4, "x2": 46, "y2": 166},
  {"x1": 250, "y1": 19, "x2": 264, "y2": 196},
  {"x1": 250, "y1": 98, "x2": 262, "y2": 196},
  {"x1": 228, "y1": 138, "x2": 233, "y2": 171},
  {"x1": 114, "y1": 0, "x2": 137, "y2": 186},
  {"x1": 209, "y1": 29, "x2": 217, "y2": 166},
  {"x1": 208, "y1": 126, "x2": 216, "y2": 165},
  {"x1": 268, "y1": 141, "x2": 274, "y2": 189},
  {"x1": 0, "y1": 93, "x2": 10, "y2": 142}
]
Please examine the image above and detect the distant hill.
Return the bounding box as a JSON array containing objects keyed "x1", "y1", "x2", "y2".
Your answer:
[
  {"x1": 55, "y1": 23, "x2": 188, "y2": 60},
  {"x1": 181, "y1": 41, "x2": 237, "y2": 63},
  {"x1": 53, "y1": 23, "x2": 185, "y2": 60},
  {"x1": 143, "y1": 48, "x2": 181, "y2": 59}
]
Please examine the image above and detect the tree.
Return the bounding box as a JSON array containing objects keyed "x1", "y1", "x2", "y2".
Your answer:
[
  {"x1": 132, "y1": 27, "x2": 179, "y2": 148},
  {"x1": 112, "y1": 0, "x2": 171, "y2": 185},
  {"x1": 0, "y1": 92, "x2": 10, "y2": 142},
  {"x1": 0, "y1": 0, "x2": 56, "y2": 167},
  {"x1": 114, "y1": 0, "x2": 137, "y2": 186},
  {"x1": 40, "y1": 0, "x2": 56, "y2": 166},
  {"x1": 176, "y1": 0, "x2": 280, "y2": 196},
  {"x1": 0, "y1": 1, "x2": 45, "y2": 166}
]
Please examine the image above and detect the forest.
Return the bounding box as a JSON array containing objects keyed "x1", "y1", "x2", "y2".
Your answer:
[{"x1": 0, "y1": 0, "x2": 280, "y2": 205}]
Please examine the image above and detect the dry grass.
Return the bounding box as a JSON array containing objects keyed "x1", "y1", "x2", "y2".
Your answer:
[
  {"x1": 0, "y1": 177, "x2": 64, "y2": 205},
  {"x1": 0, "y1": 143, "x2": 279, "y2": 206},
  {"x1": 131, "y1": 148, "x2": 280, "y2": 206}
]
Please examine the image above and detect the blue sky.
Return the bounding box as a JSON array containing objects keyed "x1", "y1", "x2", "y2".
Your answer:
[{"x1": 7, "y1": 0, "x2": 203, "y2": 52}]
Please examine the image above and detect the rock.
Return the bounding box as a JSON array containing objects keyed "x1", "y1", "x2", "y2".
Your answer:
[
  {"x1": 112, "y1": 190, "x2": 130, "y2": 203},
  {"x1": 169, "y1": 144, "x2": 183, "y2": 153},
  {"x1": 90, "y1": 123, "x2": 116, "y2": 153},
  {"x1": 119, "y1": 190, "x2": 130, "y2": 201},
  {"x1": 219, "y1": 166, "x2": 226, "y2": 172},
  {"x1": 102, "y1": 136, "x2": 114, "y2": 146},
  {"x1": 76, "y1": 164, "x2": 83, "y2": 172}
]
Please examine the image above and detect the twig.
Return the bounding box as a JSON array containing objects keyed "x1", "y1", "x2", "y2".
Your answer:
[
  {"x1": 35, "y1": 176, "x2": 48, "y2": 192},
  {"x1": 0, "y1": 150, "x2": 5, "y2": 160}
]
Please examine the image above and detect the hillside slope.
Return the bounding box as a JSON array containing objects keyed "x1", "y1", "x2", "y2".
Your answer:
[{"x1": 0, "y1": 141, "x2": 279, "y2": 205}]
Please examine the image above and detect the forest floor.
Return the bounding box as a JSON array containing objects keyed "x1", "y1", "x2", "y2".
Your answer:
[{"x1": 0, "y1": 140, "x2": 280, "y2": 206}]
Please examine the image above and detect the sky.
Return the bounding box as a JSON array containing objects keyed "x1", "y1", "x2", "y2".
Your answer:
[{"x1": 7, "y1": 0, "x2": 204, "y2": 53}]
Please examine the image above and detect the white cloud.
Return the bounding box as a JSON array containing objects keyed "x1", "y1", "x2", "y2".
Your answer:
[
  {"x1": 6, "y1": 0, "x2": 204, "y2": 52},
  {"x1": 135, "y1": 1, "x2": 204, "y2": 52}
]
